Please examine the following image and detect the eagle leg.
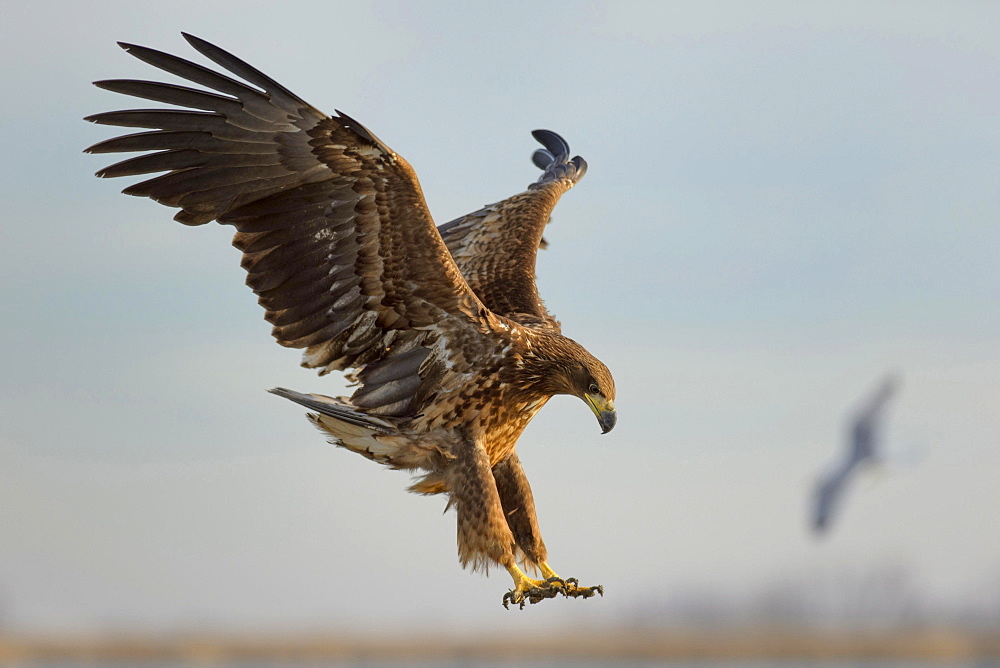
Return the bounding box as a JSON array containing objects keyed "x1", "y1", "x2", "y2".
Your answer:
[
  {"x1": 449, "y1": 442, "x2": 522, "y2": 573},
  {"x1": 493, "y1": 452, "x2": 548, "y2": 567},
  {"x1": 446, "y1": 445, "x2": 603, "y2": 609},
  {"x1": 493, "y1": 453, "x2": 604, "y2": 609}
]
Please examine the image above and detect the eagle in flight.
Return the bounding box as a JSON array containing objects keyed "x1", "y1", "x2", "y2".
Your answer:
[{"x1": 86, "y1": 34, "x2": 616, "y2": 609}]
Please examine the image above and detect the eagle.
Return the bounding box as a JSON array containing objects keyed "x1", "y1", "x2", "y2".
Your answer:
[{"x1": 85, "y1": 34, "x2": 617, "y2": 609}]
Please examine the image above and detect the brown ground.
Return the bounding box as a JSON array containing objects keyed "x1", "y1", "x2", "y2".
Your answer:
[{"x1": 2, "y1": 627, "x2": 999, "y2": 663}]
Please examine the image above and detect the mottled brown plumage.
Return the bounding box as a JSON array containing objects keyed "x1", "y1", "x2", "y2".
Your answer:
[{"x1": 86, "y1": 34, "x2": 616, "y2": 608}]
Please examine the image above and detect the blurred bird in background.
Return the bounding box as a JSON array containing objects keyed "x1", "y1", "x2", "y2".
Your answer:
[{"x1": 812, "y1": 375, "x2": 900, "y2": 535}]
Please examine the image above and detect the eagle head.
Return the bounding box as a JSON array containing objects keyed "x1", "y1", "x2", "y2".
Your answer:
[{"x1": 548, "y1": 342, "x2": 616, "y2": 434}]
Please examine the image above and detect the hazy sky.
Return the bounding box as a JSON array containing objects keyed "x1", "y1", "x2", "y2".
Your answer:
[{"x1": 1, "y1": 0, "x2": 998, "y2": 635}]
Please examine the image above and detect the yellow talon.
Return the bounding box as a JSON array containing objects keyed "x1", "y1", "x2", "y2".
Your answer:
[{"x1": 502, "y1": 563, "x2": 603, "y2": 609}]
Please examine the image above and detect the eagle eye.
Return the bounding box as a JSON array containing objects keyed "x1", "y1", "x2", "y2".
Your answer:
[{"x1": 588, "y1": 382, "x2": 600, "y2": 395}]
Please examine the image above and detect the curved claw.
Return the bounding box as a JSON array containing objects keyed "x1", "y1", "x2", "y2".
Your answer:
[
  {"x1": 502, "y1": 589, "x2": 522, "y2": 610},
  {"x1": 575, "y1": 584, "x2": 604, "y2": 599},
  {"x1": 501, "y1": 575, "x2": 605, "y2": 609}
]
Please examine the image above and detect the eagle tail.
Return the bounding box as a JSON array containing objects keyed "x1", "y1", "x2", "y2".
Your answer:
[
  {"x1": 268, "y1": 387, "x2": 396, "y2": 432},
  {"x1": 269, "y1": 387, "x2": 404, "y2": 463},
  {"x1": 270, "y1": 387, "x2": 453, "y2": 486}
]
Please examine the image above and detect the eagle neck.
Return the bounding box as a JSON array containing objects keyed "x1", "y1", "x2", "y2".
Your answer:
[{"x1": 511, "y1": 330, "x2": 586, "y2": 399}]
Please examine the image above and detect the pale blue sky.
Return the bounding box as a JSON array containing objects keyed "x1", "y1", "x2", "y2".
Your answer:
[{"x1": 1, "y1": 0, "x2": 998, "y2": 634}]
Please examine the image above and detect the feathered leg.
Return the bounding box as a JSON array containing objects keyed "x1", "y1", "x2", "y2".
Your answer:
[
  {"x1": 447, "y1": 441, "x2": 519, "y2": 573},
  {"x1": 493, "y1": 452, "x2": 549, "y2": 568},
  {"x1": 444, "y1": 443, "x2": 568, "y2": 608},
  {"x1": 492, "y1": 451, "x2": 604, "y2": 609}
]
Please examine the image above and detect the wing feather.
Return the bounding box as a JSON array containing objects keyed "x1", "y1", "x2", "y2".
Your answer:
[
  {"x1": 86, "y1": 130, "x2": 275, "y2": 154},
  {"x1": 437, "y1": 130, "x2": 587, "y2": 330},
  {"x1": 86, "y1": 34, "x2": 504, "y2": 418},
  {"x1": 94, "y1": 79, "x2": 248, "y2": 114}
]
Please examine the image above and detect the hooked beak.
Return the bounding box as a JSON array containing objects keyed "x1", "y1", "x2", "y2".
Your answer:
[{"x1": 585, "y1": 393, "x2": 617, "y2": 434}]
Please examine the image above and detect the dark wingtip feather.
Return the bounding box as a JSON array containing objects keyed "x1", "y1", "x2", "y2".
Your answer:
[
  {"x1": 176, "y1": 32, "x2": 314, "y2": 110},
  {"x1": 116, "y1": 41, "x2": 147, "y2": 59},
  {"x1": 531, "y1": 129, "x2": 571, "y2": 160},
  {"x1": 180, "y1": 32, "x2": 211, "y2": 52},
  {"x1": 532, "y1": 148, "x2": 554, "y2": 170},
  {"x1": 528, "y1": 129, "x2": 586, "y2": 188}
]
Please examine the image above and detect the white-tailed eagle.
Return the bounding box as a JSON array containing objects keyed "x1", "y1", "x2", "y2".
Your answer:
[{"x1": 86, "y1": 34, "x2": 616, "y2": 608}]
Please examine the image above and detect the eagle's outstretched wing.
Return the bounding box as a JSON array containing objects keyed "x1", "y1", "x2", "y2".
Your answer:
[
  {"x1": 85, "y1": 33, "x2": 501, "y2": 418},
  {"x1": 436, "y1": 131, "x2": 587, "y2": 330}
]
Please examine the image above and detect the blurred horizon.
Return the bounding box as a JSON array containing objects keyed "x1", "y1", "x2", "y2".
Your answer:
[{"x1": 1, "y1": 0, "x2": 998, "y2": 648}]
